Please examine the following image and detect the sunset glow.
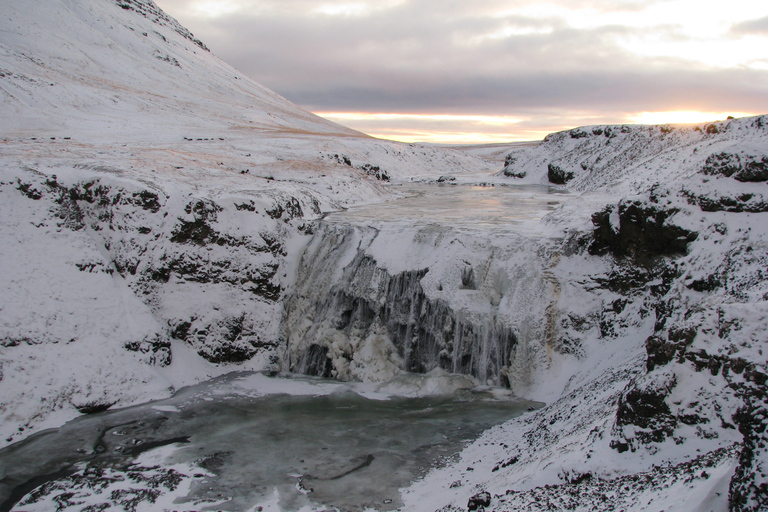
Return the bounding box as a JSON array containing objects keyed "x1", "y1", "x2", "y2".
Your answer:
[
  {"x1": 317, "y1": 112, "x2": 524, "y2": 125},
  {"x1": 316, "y1": 112, "x2": 532, "y2": 143},
  {"x1": 317, "y1": 110, "x2": 766, "y2": 143}
]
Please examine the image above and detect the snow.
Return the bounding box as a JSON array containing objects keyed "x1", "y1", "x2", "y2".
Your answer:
[
  {"x1": 2, "y1": 0, "x2": 768, "y2": 511},
  {"x1": 0, "y1": 0, "x2": 497, "y2": 447}
]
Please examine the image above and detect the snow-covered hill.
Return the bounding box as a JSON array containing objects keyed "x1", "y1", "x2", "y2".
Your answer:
[
  {"x1": 396, "y1": 117, "x2": 768, "y2": 512},
  {"x1": 2, "y1": 1, "x2": 768, "y2": 511},
  {"x1": 0, "y1": 0, "x2": 495, "y2": 446},
  {"x1": 501, "y1": 118, "x2": 768, "y2": 195}
]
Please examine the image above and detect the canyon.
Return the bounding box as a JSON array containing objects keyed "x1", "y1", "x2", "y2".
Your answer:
[{"x1": 1, "y1": 1, "x2": 768, "y2": 511}]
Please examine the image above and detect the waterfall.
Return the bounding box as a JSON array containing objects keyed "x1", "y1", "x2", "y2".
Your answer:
[{"x1": 283, "y1": 222, "x2": 552, "y2": 388}]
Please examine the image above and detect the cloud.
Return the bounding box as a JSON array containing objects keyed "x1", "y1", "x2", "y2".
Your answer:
[
  {"x1": 731, "y1": 15, "x2": 768, "y2": 36},
  {"x1": 154, "y1": 0, "x2": 768, "y2": 141}
]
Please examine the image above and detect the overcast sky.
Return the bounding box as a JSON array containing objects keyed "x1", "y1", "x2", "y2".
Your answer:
[{"x1": 155, "y1": 0, "x2": 768, "y2": 143}]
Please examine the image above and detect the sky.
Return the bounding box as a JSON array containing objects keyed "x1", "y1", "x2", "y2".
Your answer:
[{"x1": 155, "y1": 0, "x2": 768, "y2": 143}]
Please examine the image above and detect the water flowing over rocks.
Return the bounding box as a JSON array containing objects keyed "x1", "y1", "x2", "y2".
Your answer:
[{"x1": 283, "y1": 223, "x2": 525, "y2": 387}]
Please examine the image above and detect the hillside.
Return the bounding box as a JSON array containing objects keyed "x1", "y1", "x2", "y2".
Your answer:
[
  {"x1": 400, "y1": 117, "x2": 768, "y2": 512},
  {"x1": 0, "y1": 0, "x2": 495, "y2": 447}
]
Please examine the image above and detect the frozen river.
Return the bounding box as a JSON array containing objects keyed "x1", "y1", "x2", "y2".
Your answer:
[{"x1": 325, "y1": 183, "x2": 568, "y2": 232}]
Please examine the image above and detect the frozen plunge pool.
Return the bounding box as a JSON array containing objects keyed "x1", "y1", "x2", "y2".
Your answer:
[{"x1": 1, "y1": 372, "x2": 540, "y2": 512}]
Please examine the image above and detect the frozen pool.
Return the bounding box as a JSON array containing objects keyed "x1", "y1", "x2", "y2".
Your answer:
[{"x1": 0, "y1": 371, "x2": 539, "y2": 512}]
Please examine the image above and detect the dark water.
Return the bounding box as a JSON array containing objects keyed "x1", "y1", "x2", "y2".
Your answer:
[{"x1": 0, "y1": 372, "x2": 538, "y2": 511}]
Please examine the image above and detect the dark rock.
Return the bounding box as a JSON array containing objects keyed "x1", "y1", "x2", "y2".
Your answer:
[
  {"x1": 73, "y1": 401, "x2": 116, "y2": 414},
  {"x1": 547, "y1": 163, "x2": 574, "y2": 184},
  {"x1": 124, "y1": 336, "x2": 172, "y2": 366},
  {"x1": 171, "y1": 199, "x2": 222, "y2": 244},
  {"x1": 615, "y1": 374, "x2": 678, "y2": 445},
  {"x1": 684, "y1": 186, "x2": 768, "y2": 213},
  {"x1": 170, "y1": 320, "x2": 192, "y2": 341},
  {"x1": 569, "y1": 128, "x2": 589, "y2": 139},
  {"x1": 701, "y1": 151, "x2": 768, "y2": 182},
  {"x1": 467, "y1": 491, "x2": 491, "y2": 511},
  {"x1": 645, "y1": 326, "x2": 697, "y2": 371},
  {"x1": 266, "y1": 196, "x2": 303, "y2": 220},
  {"x1": 359, "y1": 163, "x2": 390, "y2": 182},
  {"x1": 189, "y1": 314, "x2": 272, "y2": 364},
  {"x1": 235, "y1": 201, "x2": 256, "y2": 211},
  {"x1": 16, "y1": 180, "x2": 43, "y2": 200},
  {"x1": 502, "y1": 155, "x2": 527, "y2": 178},
  {"x1": 133, "y1": 190, "x2": 162, "y2": 212},
  {"x1": 688, "y1": 274, "x2": 722, "y2": 292},
  {"x1": 503, "y1": 169, "x2": 527, "y2": 179},
  {"x1": 589, "y1": 201, "x2": 697, "y2": 260},
  {"x1": 197, "y1": 344, "x2": 258, "y2": 364},
  {"x1": 730, "y1": 400, "x2": 768, "y2": 512}
]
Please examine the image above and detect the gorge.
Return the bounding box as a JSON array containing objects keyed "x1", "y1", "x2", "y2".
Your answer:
[{"x1": 1, "y1": 1, "x2": 768, "y2": 511}]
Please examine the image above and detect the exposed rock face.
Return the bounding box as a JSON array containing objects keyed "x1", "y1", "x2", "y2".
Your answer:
[
  {"x1": 284, "y1": 225, "x2": 521, "y2": 386},
  {"x1": 702, "y1": 151, "x2": 768, "y2": 182},
  {"x1": 589, "y1": 196, "x2": 698, "y2": 260},
  {"x1": 111, "y1": 0, "x2": 210, "y2": 51},
  {"x1": 6, "y1": 170, "x2": 311, "y2": 366},
  {"x1": 0, "y1": 162, "x2": 339, "y2": 444},
  {"x1": 603, "y1": 181, "x2": 768, "y2": 510},
  {"x1": 547, "y1": 163, "x2": 574, "y2": 185}
]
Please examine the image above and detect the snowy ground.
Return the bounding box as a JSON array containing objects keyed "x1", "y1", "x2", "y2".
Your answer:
[
  {"x1": 0, "y1": 0, "x2": 496, "y2": 448},
  {"x1": 2, "y1": 1, "x2": 768, "y2": 511}
]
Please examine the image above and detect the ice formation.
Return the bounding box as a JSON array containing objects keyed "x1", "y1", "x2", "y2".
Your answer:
[{"x1": 1, "y1": 1, "x2": 768, "y2": 511}]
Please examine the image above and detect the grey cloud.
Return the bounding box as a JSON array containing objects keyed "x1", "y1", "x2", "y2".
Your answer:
[
  {"x1": 282, "y1": 68, "x2": 768, "y2": 116},
  {"x1": 731, "y1": 15, "x2": 768, "y2": 36},
  {"x1": 155, "y1": 0, "x2": 768, "y2": 125}
]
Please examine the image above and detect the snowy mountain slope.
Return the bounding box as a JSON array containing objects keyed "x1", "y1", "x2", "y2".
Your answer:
[
  {"x1": 501, "y1": 117, "x2": 768, "y2": 195},
  {"x1": 0, "y1": 0, "x2": 355, "y2": 139},
  {"x1": 0, "y1": 0, "x2": 494, "y2": 178},
  {"x1": 0, "y1": 0, "x2": 497, "y2": 447}
]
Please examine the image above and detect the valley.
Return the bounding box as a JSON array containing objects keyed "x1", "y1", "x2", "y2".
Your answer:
[{"x1": 1, "y1": 1, "x2": 767, "y2": 511}]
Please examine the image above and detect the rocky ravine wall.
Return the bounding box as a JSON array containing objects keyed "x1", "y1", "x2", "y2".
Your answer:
[
  {"x1": 0, "y1": 164, "x2": 329, "y2": 445},
  {"x1": 402, "y1": 133, "x2": 768, "y2": 512},
  {"x1": 286, "y1": 143, "x2": 768, "y2": 510}
]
